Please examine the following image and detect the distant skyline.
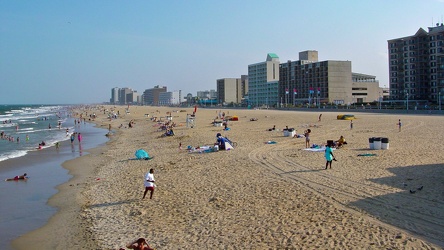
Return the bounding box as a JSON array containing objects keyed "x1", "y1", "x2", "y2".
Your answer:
[{"x1": 1, "y1": 0, "x2": 444, "y2": 104}]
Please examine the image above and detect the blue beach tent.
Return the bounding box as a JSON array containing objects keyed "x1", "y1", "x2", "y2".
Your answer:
[{"x1": 135, "y1": 149, "x2": 149, "y2": 159}]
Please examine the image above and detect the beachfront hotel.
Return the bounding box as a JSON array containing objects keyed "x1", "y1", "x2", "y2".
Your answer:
[
  {"x1": 216, "y1": 76, "x2": 247, "y2": 105},
  {"x1": 159, "y1": 90, "x2": 182, "y2": 106},
  {"x1": 110, "y1": 87, "x2": 120, "y2": 104},
  {"x1": 142, "y1": 85, "x2": 167, "y2": 106},
  {"x1": 248, "y1": 53, "x2": 280, "y2": 107},
  {"x1": 387, "y1": 23, "x2": 444, "y2": 104},
  {"x1": 279, "y1": 50, "x2": 381, "y2": 106}
]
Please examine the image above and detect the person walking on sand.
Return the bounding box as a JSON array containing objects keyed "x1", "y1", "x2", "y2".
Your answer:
[
  {"x1": 350, "y1": 120, "x2": 353, "y2": 130},
  {"x1": 77, "y1": 132, "x2": 82, "y2": 143},
  {"x1": 325, "y1": 143, "x2": 336, "y2": 169},
  {"x1": 397, "y1": 119, "x2": 402, "y2": 132},
  {"x1": 143, "y1": 168, "x2": 155, "y2": 199},
  {"x1": 304, "y1": 129, "x2": 311, "y2": 148},
  {"x1": 318, "y1": 113, "x2": 322, "y2": 122}
]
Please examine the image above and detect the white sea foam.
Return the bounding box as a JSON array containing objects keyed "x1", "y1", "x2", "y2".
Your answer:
[{"x1": 0, "y1": 150, "x2": 27, "y2": 162}]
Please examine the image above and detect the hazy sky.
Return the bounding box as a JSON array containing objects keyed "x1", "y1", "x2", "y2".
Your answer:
[{"x1": 1, "y1": 0, "x2": 444, "y2": 104}]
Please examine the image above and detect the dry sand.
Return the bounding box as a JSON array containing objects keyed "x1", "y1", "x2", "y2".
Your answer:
[{"x1": 13, "y1": 106, "x2": 444, "y2": 249}]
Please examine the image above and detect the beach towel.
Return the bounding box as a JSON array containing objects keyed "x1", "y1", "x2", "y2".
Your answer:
[
  {"x1": 303, "y1": 147, "x2": 336, "y2": 152},
  {"x1": 357, "y1": 153, "x2": 377, "y2": 157},
  {"x1": 188, "y1": 145, "x2": 217, "y2": 153}
]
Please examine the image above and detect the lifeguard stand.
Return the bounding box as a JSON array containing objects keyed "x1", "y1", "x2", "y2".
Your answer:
[{"x1": 186, "y1": 114, "x2": 195, "y2": 128}]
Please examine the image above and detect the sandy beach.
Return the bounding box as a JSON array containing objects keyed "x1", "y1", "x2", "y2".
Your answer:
[{"x1": 13, "y1": 106, "x2": 444, "y2": 249}]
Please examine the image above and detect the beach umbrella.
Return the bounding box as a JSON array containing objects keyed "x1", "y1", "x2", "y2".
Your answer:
[{"x1": 135, "y1": 149, "x2": 149, "y2": 159}]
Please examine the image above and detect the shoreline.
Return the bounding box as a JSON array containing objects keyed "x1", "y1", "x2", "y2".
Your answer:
[
  {"x1": 0, "y1": 118, "x2": 109, "y2": 249},
  {"x1": 12, "y1": 142, "x2": 111, "y2": 249},
  {"x1": 12, "y1": 106, "x2": 444, "y2": 249}
]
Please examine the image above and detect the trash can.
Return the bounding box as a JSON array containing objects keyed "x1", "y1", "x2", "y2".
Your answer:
[
  {"x1": 381, "y1": 138, "x2": 389, "y2": 150},
  {"x1": 283, "y1": 128, "x2": 295, "y2": 137},
  {"x1": 369, "y1": 137, "x2": 374, "y2": 149},
  {"x1": 373, "y1": 137, "x2": 382, "y2": 150}
]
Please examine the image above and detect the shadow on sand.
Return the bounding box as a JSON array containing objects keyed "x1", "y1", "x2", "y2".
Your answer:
[{"x1": 349, "y1": 163, "x2": 444, "y2": 247}]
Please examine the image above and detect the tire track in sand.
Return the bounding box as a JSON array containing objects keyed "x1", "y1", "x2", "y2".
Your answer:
[{"x1": 248, "y1": 142, "x2": 444, "y2": 247}]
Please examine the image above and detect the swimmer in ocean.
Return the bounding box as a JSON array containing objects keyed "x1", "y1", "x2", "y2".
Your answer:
[{"x1": 5, "y1": 173, "x2": 28, "y2": 181}]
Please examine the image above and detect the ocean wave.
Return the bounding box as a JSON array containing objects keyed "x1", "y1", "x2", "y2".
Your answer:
[{"x1": 0, "y1": 150, "x2": 27, "y2": 162}]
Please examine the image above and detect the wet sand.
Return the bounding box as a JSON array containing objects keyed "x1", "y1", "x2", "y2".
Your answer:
[{"x1": 0, "y1": 120, "x2": 108, "y2": 249}]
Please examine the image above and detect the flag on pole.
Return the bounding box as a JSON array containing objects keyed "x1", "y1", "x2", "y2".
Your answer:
[
  {"x1": 285, "y1": 88, "x2": 289, "y2": 95},
  {"x1": 317, "y1": 87, "x2": 320, "y2": 95},
  {"x1": 309, "y1": 87, "x2": 314, "y2": 94},
  {"x1": 293, "y1": 88, "x2": 297, "y2": 95}
]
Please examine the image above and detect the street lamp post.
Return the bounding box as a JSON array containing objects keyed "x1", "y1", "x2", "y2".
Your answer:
[
  {"x1": 379, "y1": 92, "x2": 382, "y2": 110},
  {"x1": 406, "y1": 90, "x2": 409, "y2": 112},
  {"x1": 439, "y1": 91, "x2": 441, "y2": 111}
]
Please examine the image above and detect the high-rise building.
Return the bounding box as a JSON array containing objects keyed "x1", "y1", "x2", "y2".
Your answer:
[
  {"x1": 142, "y1": 85, "x2": 167, "y2": 105},
  {"x1": 126, "y1": 91, "x2": 139, "y2": 104},
  {"x1": 216, "y1": 78, "x2": 243, "y2": 104},
  {"x1": 119, "y1": 87, "x2": 134, "y2": 105},
  {"x1": 279, "y1": 51, "x2": 354, "y2": 106},
  {"x1": 159, "y1": 90, "x2": 182, "y2": 105},
  {"x1": 279, "y1": 50, "x2": 383, "y2": 106},
  {"x1": 388, "y1": 23, "x2": 444, "y2": 103},
  {"x1": 110, "y1": 87, "x2": 119, "y2": 104},
  {"x1": 248, "y1": 53, "x2": 280, "y2": 107},
  {"x1": 240, "y1": 75, "x2": 248, "y2": 99}
]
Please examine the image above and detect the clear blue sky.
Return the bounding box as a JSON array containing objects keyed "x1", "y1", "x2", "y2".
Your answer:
[{"x1": 1, "y1": 0, "x2": 443, "y2": 104}]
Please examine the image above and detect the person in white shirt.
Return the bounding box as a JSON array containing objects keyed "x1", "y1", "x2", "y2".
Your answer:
[{"x1": 143, "y1": 169, "x2": 155, "y2": 199}]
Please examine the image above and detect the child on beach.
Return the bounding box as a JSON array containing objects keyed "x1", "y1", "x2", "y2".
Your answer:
[
  {"x1": 325, "y1": 143, "x2": 336, "y2": 169},
  {"x1": 304, "y1": 129, "x2": 311, "y2": 148},
  {"x1": 397, "y1": 119, "x2": 402, "y2": 132}
]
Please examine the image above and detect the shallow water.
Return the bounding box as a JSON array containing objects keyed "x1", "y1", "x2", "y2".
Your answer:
[{"x1": 0, "y1": 120, "x2": 109, "y2": 249}]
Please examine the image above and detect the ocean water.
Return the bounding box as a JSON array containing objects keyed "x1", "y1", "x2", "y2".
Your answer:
[
  {"x1": 0, "y1": 104, "x2": 73, "y2": 162},
  {"x1": 0, "y1": 104, "x2": 110, "y2": 249}
]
